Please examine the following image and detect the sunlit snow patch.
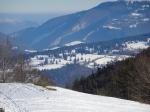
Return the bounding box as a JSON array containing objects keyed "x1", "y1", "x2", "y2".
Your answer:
[
  {"x1": 103, "y1": 25, "x2": 121, "y2": 30},
  {"x1": 65, "y1": 41, "x2": 84, "y2": 46},
  {"x1": 123, "y1": 41, "x2": 149, "y2": 51}
]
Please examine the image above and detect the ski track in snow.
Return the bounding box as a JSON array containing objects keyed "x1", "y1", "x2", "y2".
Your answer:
[{"x1": 0, "y1": 83, "x2": 150, "y2": 112}]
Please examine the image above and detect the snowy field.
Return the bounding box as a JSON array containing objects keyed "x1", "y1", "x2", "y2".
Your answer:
[
  {"x1": 65, "y1": 41, "x2": 84, "y2": 46},
  {"x1": 0, "y1": 83, "x2": 150, "y2": 112},
  {"x1": 30, "y1": 54, "x2": 129, "y2": 70},
  {"x1": 123, "y1": 41, "x2": 149, "y2": 51},
  {"x1": 27, "y1": 38, "x2": 150, "y2": 71}
]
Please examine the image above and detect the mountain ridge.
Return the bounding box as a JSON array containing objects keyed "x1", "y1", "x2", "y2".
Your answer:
[{"x1": 11, "y1": 0, "x2": 150, "y2": 50}]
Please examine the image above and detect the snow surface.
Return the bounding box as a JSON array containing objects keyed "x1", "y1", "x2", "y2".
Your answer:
[
  {"x1": 123, "y1": 41, "x2": 149, "y2": 50},
  {"x1": 29, "y1": 39, "x2": 150, "y2": 71},
  {"x1": 72, "y1": 23, "x2": 86, "y2": 32},
  {"x1": 147, "y1": 38, "x2": 150, "y2": 43},
  {"x1": 65, "y1": 41, "x2": 84, "y2": 46},
  {"x1": 0, "y1": 83, "x2": 150, "y2": 112},
  {"x1": 43, "y1": 47, "x2": 60, "y2": 51},
  {"x1": 103, "y1": 25, "x2": 121, "y2": 30},
  {"x1": 142, "y1": 4, "x2": 149, "y2": 8},
  {"x1": 30, "y1": 56, "x2": 70, "y2": 70},
  {"x1": 35, "y1": 64, "x2": 64, "y2": 71},
  {"x1": 142, "y1": 18, "x2": 150, "y2": 22},
  {"x1": 83, "y1": 30, "x2": 95, "y2": 41},
  {"x1": 30, "y1": 54, "x2": 129, "y2": 70},
  {"x1": 131, "y1": 13, "x2": 142, "y2": 16},
  {"x1": 129, "y1": 24, "x2": 137, "y2": 28},
  {"x1": 25, "y1": 50, "x2": 37, "y2": 53}
]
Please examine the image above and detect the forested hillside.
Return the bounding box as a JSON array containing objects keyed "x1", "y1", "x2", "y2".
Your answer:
[{"x1": 72, "y1": 47, "x2": 150, "y2": 104}]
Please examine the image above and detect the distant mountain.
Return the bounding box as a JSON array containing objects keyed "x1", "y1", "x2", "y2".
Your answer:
[
  {"x1": 27, "y1": 33, "x2": 150, "y2": 56},
  {"x1": 11, "y1": 1, "x2": 150, "y2": 50},
  {"x1": 0, "y1": 20, "x2": 38, "y2": 34}
]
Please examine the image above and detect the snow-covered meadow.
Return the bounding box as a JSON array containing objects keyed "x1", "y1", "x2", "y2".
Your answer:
[
  {"x1": 0, "y1": 83, "x2": 150, "y2": 112},
  {"x1": 25, "y1": 37, "x2": 150, "y2": 71},
  {"x1": 30, "y1": 54, "x2": 129, "y2": 70}
]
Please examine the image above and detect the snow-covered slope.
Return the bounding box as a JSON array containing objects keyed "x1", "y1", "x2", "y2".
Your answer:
[
  {"x1": 0, "y1": 83, "x2": 150, "y2": 112},
  {"x1": 30, "y1": 54, "x2": 129, "y2": 70},
  {"x1": 65, "y1": 41, "x2": 84, "y2": 46},
  {"x1": 123, "y1": 41, "x2": 149, "y2": 50}
]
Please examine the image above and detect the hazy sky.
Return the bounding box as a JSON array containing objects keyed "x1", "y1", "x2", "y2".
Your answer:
[
  {"x1": 0, "y1": 0, "x2": 118, "y2": 24},
  {"x1": 0, "y1": 0, "x2": 116, "y2": 14}
]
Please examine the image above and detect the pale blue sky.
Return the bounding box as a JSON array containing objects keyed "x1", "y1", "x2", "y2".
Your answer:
[{"x1": 0, "y1": 0, "x2": 115, "y2": 14}]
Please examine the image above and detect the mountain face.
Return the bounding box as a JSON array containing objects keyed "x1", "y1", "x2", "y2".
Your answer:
[
  {"x1": 11, "y1": 1, "x2": 150, "y2": 50},
  {"x1": 0, "y1": 20, "x2": 38, "y2": 34}
]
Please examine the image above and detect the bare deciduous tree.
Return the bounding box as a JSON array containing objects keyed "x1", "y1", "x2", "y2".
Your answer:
[{"x1": 0, "y1": 38, "x2": 12, "y2": 83}]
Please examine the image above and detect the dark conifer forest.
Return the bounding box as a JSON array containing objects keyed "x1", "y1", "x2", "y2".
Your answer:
[{"x1": 72, "y1": 47, "x2": 150, "y2": 104}]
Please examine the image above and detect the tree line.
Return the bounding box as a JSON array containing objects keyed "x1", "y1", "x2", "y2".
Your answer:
[{"x1": 72, "y1": 47, "x2": 150, "y2": 104}]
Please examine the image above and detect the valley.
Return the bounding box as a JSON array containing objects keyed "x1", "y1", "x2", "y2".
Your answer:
[
  {"x1": 24, "y1": 33, "x2": 150, "y2": 86},
  {"x1": 0, "y1": 0, "x2": 150, "y2": 112}
]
